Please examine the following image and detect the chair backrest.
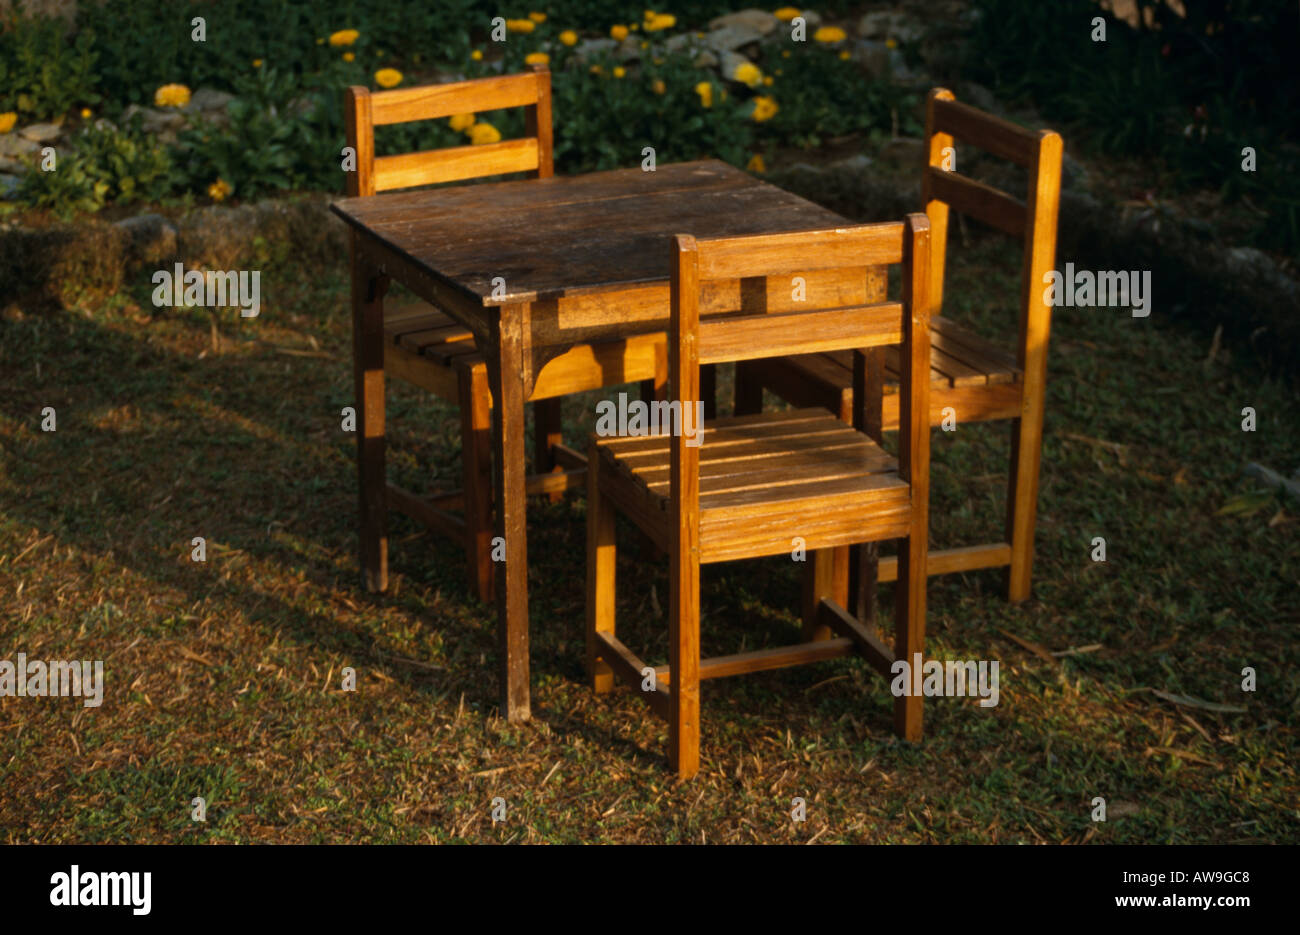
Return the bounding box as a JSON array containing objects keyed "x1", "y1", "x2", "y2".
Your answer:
[
  {"x1": 668, "y1": 215, "x2": 932, "y2": 535},
  {"x1": 921, "y1": 88, "x2": 1062, "y2": 361},
  {"x1": 344, "y1": 65, "x2": 553, "y2": 197}
]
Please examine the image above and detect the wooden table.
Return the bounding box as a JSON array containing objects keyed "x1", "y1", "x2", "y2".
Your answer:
[{"x1": 331, "y1": 159, "x2": 878, "y2": 722}]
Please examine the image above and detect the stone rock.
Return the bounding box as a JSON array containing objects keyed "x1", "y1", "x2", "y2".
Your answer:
[
  {"x1": 879, "y1": 137, "x2": 925, "y2": 166},
  {"x1": 0, "y1": 134, "x2": 41, "y2": 158},
  {"x1": 797, "y1": 10, "x2": 822, "y2": 28},
  {"x1": 0, "y1": 173, "x2": 20, "y2": 200},
  {"x1": 616, "y1": 36, "x2": 642, "y2": 61},
  {"x1": 857, "y1": 11, "x2": 924, "y2": 43},
  {"x1": 575, "y1": 37, "x2": 616, "y2": 61},
  {"x1": 852, "y1": 39, "x2": 915, "y2": 83},
  {"x1": 707, "y1": 10, "x2": 779, "y2": 35},
  {"x1": 114, "y1": 212, "x2": 180, "y2": 265},
  {"x1": 832, "y1": 153, "x2": 873, "y2": 173},
  {"x1": 18, "y1": 122, "x2": 61, "y2": 143},
  {"x1": 0, "y1": 154, "x2": 28, "y2": 174},
  {"x1": 1062, "y1": 153, "x2": 1089, "y2": 191},
  {"x1": 959, "y1": 81, "x2": 998, "y2": 113},
  {"x1": 693, "y1": 49, "x2": 719, "y2": 68},
  {"x1": 705, "y1": 23, "x2": 768, "y2": 53},
  {"x1": 122, "y1": 104, "x2": 186, "y2": 142},
  {"x1": 1227, "y1": 246, "x2": 1277, "y2": 275},
  {"x1": 664, "y1": 33, "x2": 695, "y2": 54},
  {"x1": 718, "y1": 50, "x2": 754, "y2": 83},
  {"x1": 189, "y1": 88, "x2": 235, "y2": 113}
]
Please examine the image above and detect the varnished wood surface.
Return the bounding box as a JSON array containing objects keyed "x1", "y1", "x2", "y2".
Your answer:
[{"x1": 332, "y1": 160, "x2": 852, "y2": 308}]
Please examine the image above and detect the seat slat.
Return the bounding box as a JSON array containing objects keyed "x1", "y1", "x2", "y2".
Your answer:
[
  {"x1": 929, "y1": 317, "x2": 1020, "y2": 380},
  {"x1": 634, "y1": 444, "x2": 894, "y2": 489}
]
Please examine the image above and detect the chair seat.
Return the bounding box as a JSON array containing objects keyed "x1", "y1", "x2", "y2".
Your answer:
[
  {"x1": 751, "y1": 316, "x2": 1022, "y2": 428},
  {"x1": 595, "y1": 409, "x2": 912, "y2": 564},
  {"x1": 383, "y1": 302, "x2": 484, "y2": 370}
]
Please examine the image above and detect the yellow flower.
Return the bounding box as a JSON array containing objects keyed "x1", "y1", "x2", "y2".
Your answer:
[
  {"x1": 0, "y1": 112, "x2": 17, "y2": 134},
  {"x1": 208, "y1": 178, "x2": 232, "y2": 201},
  {"x1": 643, "y1": 9, "x2": 655, "y2": 19},
  {"x1": 612, "y1": 66, "x2": 626, "y2": 78},
  {"x1": 471, "y1": 49, "x2": 484, "y2": 61},
  {"x1": 252, "y1": 59, "x2": 263, "y2": 68},
  {"x1": 630, "y1": 23, "x2": 639, "y2": 31},
  {"x1": 640, "y1": 40, "x2": 648, "y2": 49},
  {"x1": 885, "y1": 37, "x2": 898, "y2": 49},
  {"x1": 746, "y1": 154, "x2": 766, "y2": 173},
  {"x1": 732, "y1": 62, "x2": 762, "y2": 87},
  {"x1": 529, "y1": 12, "x2": 547, "y2": 22},
  {"x1": 342, "y1": 51, "x2": 355, "y2": 62},
  {"x1": 154, "y1": 83, "x2": 191, "y2": 108},
  {"x1": 775, "y1": 69, "x2": 783, "y2": 75},
  {"x1": 839, "y1": 50, "x2": 850, "y2": 60},
  {"x1": 559, "y1": 29, "x2": 578, "y2": 46},
  {"x1": 316, "y1": 37, "x2": 324, "y2": 45},
  {"x1": 449, "y1": 113, "x2": 476, "y2": 132},
  {"x1": 80, "y1": 107, "x2": 92, "y2": 118},
  {"x1": 652, "y1": 79, "x2": 666, "y2": 95},
  {"x1": 329, "y1": 29, "x2": 360, "y2": 47},
  {"x1": 814, "y1": 26, "x2": 847, "y2": 43},
  {"x1": 375, "y1": 68, "x2": 403, "y2": 88},
  {"x1": 506, "y1": 19, "x2": 535, "y2": 33},
  {"x1": 763, "y1": 75, "x2": 774, "y2": 86},
  {"x1": 781, "y1": 50, "x2": 791, "y2": 58},
  {"x1": 468, "y1": 122, "x2": 501, "y2": 145},
  {"x1": 525, "y1": 52, "x2": 549, "y2": 65},
  {"x1": 774, "y1": 6, "x2": 801, "y2": 20},
  {"x1": 694, "y1": 81, "x2": 712, "y2": 108},
  {"x1": 645, "y1": 13, "x2": 675, "y2": 31},
  {"x1": 751, "y1": 95, "x2": 779, "y2": 122},
  {"x1": 610, "y1": 24, "x2": 629, "y2": 40},
  {"x1": 589, "y1": 64, "x2": 604, "y2": 75}
]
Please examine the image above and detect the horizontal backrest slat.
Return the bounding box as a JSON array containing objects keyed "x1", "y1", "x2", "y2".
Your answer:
[
  {"x1": 693, "y1": 222, "x2": 905, "y2": 281},
  {"x1": 374, "y1": 139, "x2": 540, "y2": 190},
  {"x1": 698, "y1": 304, "x2": 903, "y2": 365},
  {"x1": 931, "y1": 96, "x2": 1039, "y2": 167},
  {"x1": 924, "y1": 166, "x2": 1025, "y2": 236},
  {"x1": 370, "y1": 73, "x2": 542, "y2": 125}
]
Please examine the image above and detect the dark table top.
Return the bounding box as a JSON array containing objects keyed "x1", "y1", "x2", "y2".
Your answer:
[{"x1": 330, "y1": 159, "x2": 852, "y2": 307}]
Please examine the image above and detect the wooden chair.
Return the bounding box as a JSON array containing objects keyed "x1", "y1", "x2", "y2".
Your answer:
[
  {"x1": 345, "y1": 67, "x2": 661, "y2": 600},
  {"x1": 586, "y1": 216, "x2": 932, "y2": 777},
  {"x1": 735, "y1": 89, "x2": 1062, "y2": 602}
]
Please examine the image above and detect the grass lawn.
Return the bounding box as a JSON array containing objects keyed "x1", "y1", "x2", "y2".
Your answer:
[{"x1": 1, "y1": 225, "x2": 1297, "y2": 844}]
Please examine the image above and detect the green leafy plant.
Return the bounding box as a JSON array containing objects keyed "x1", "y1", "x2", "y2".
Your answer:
[
  {"x1": 0, "y1": 11, "x2": 99, "y2": 119},
  {"x1": 14, "y1": 119, "x2": 172, "y2": 217}
]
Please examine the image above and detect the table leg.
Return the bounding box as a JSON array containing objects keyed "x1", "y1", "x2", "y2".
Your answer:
[
  {"x1": 350, "y1": 233, "x2": 389, "y2": 592},
  {"x1": 488, "y1": 305, "x2": 532, "y2": 722}
]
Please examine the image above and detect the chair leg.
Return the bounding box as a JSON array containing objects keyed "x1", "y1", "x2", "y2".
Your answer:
[
  {"x1": 460, "y1": 365, "x2": 494, "y2": 602},
  {"x1": 801, "y1": 547, "x2": 836, "y2": 641},
  {"x1": 848, "y1": 542, "x2": 878, "y2": 626},
  {"x1": 732, "y1": 361, "x2": 764, "y2": 416},
  {"x1": 893, "y1": 530, "x2": 927, "y2": 741},
  {"x1": 1005, "y1": 411, "x2": 1044, "y2": 603},
  {"x1": 533, "y1": 397, "x2": 564, "y2": 503},
  {"x1": 669, "y1": 531, "x2": 701, "y2": 778},
  {"x1": 586, "y1": 444, "x2": 616, "y2": 694},
  {"x1": 351, "y1": 235, "x2": 388, "y2": 592}
]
